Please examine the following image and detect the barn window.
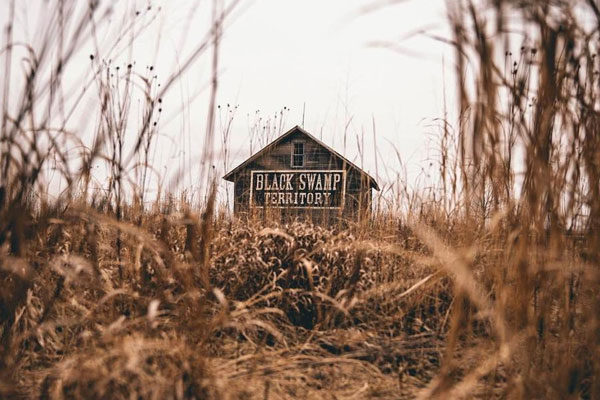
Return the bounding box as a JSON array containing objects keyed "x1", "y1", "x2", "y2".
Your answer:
[{"x1": 292, "y1": 141, "x2": 304, "y2": 167}]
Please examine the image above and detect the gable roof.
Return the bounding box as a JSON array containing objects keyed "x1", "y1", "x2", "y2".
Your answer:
[{"x1": 223, "y1": 125, "x2": 380, "y2": 190}]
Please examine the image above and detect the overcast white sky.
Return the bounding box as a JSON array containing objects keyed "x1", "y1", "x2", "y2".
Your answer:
[
  {"x1": 217, "y1": 0, "x2": 454, "y2": 176},
  {"x1": 2, "y1": 0, "x2": 456, "y2": 201},
  {"x1": 173, "y1": 0, "x2": 456, "y2": 197}
]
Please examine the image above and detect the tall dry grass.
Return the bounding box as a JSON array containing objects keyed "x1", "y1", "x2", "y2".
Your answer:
[
  {"x1": 0, "y1": 0, "x2": 599, "y2": 399},
  {"x1": 396, "y1": 1, "x2": 600, "y2": 398}
]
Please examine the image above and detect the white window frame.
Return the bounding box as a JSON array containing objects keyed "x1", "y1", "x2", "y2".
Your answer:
[{"x1": 291, "y1": 141, "x2": 305, "y2": 168}]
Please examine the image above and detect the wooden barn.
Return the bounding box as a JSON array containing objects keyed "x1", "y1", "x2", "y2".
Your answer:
[{"x1": 223, "y1": 126, "x2": 379, "y2": 222}]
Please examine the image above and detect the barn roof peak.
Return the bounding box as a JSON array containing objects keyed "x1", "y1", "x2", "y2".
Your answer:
[{"x1": 223, "y1": 125, "x2": 379, "y2": 190}]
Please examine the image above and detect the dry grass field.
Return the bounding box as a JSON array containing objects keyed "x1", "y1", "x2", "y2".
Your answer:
[{"x1": 1, "y1": 0, "x2": 600, "y2": 399}]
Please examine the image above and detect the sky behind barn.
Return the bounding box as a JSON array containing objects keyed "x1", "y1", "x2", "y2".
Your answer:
[
  {"x1": 1, "y1": 0, "x2": 454, "y2": 203},
  {"x1": 217, "y1": 0, "x2": 453, "y2": 184}
]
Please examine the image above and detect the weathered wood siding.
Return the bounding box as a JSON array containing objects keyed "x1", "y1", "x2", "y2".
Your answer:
[{"x1": 230, "y1": 130, "x2": 373, "y2": 221}]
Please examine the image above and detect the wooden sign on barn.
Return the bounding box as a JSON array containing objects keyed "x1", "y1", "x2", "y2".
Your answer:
[{"x1": 223, "y1": 126, "x2": 379, "y2": 222}]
